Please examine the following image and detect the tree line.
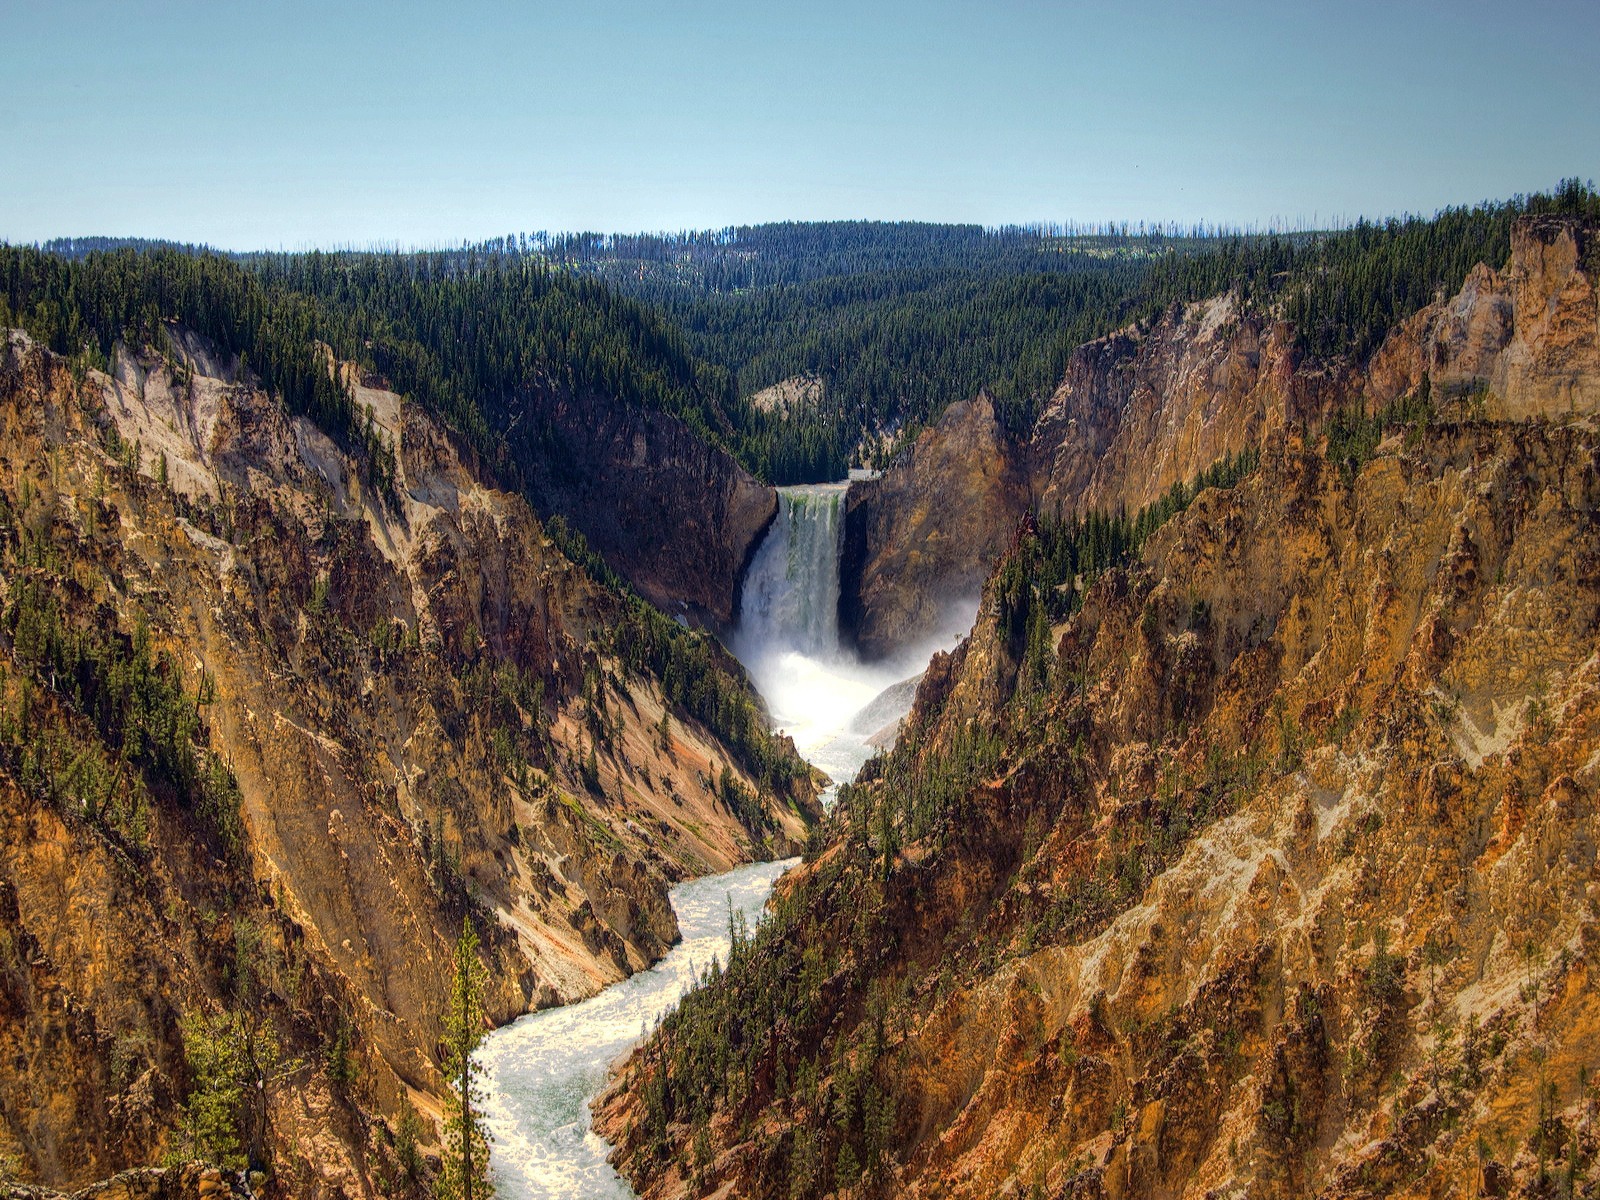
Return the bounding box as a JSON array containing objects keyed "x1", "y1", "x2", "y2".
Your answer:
[
  {"x1": 7, "y1": 181, "x2": 1594, "y2": 490},
  {"x1": 522, "y1": 180, "x2": 1600, "y2": 481},
  {"x1": 0, "y1": 246, "x2": 398, "y2": 495}
]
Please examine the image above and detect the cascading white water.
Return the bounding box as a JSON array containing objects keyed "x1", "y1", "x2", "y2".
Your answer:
[
  {"x1": 736, "y1": 483, "x2": 847, "y2": 660},
  {"x1": 731, "y1": 480, "x2": 964, "y2": 790},
  {"x1": 480, "y1": 860, "x2": 795, "y2": 1200}
]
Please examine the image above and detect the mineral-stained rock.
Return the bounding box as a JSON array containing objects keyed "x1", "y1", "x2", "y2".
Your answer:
[
  {"x1": 2, "y1": 1162, "x2": 249, "y2": 1200},
  {"x1": 601, "y1": 216, "x2": 1600, "y2": 1200},
  {"x1": 0, "y1": 331, "x2": 814, "y2": 1194},
  {"x1": 840, "y1": 215, "x2": 1600, "y2": 667},
  {"x1": 841, "y1": 394, "x2": 1028, "y2": 660},
  {"x1": 1366, "y1": 216, "x2": 1600, "y2": 420}
]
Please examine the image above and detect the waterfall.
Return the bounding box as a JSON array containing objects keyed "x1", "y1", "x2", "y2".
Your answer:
[
  {"x1": 731, "y1": 475, "x2": 971, "y2": 787},
  {"x1": 731, "y1": 481, "x2": 894, "y2": 787},
  {"x1": 736, "y1": 483, "x2": 848, "y2": 661},
  {"x1": 480, "y1": 479, "x2": 976, "y2": 1199}
]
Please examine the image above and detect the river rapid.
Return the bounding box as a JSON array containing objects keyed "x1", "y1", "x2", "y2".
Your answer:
[{"x1": 479, "y1": 859, "x2": 795, "y2": 1198}]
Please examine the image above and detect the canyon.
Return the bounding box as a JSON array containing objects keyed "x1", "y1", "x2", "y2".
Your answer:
[
  {"x1": 0, "y1": 330, "x2": 816, "y2": 1194},
  {"x1": 506, "y1": 386, "x2": 777, "y2": 629},
  {"x1": 597, "y1": 213, "x2": 1600, "y2": 1198},
  {"x1": 4, "y1": 205, "x2": 1599, "y2": 1200}
]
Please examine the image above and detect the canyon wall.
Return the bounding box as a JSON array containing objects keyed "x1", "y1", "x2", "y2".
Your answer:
[
  {"x1": 840, "y1": 395, "x2": 1027, "y2": 661},
  {"x1": 840, "y1": 215, "x2": 1600, "y2": 659},
  {"x1": 513, "y1": 389, "x2": 776, "y2": 628},
  {"x1": 0, "y1": 332, "x2": 815, "y2": 1194},
  {"x1": 602, "y1": 215, "x2": 1600, "y2": 1199}
]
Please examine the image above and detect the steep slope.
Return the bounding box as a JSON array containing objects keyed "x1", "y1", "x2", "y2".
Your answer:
[
  {"x1": 840, "y1": 394, "x2": 1027, "y2": 659},
  {"x1": 1364, "y1": 214, "x2": 1600, "y2": 421},
  {"x1": 0, "y1": 329, "x2": 816, "y2": 1194},
  {"x1": 0, "y1": 244, "x2": 778, "y2": 634},
  {"x1": 1028, "y1": 298, "x2": 1324, "y2": 523},
  {"x1": 1034, "y1": 212, "x2": 1599, "y2": 523},
  {"x1": 836, "y1": 294, "x2": 1323, "y2": 659},
  {"x1": 598, "y1": 216, "x2": 1600, "y2": 1198},
  {"x1": 507, "y1": 386, "x2": 776, "y2": 627},
  {"x1": 841, "y1": 213, "x2": 1598, "y2": 657}
]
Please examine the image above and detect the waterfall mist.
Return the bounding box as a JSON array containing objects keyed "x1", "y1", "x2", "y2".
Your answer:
[{"x1": 731, "y1": 483, "x2": 974, "y2": 791}]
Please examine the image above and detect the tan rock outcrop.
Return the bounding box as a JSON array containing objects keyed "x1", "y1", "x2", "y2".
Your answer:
[
  {"x1": 1367, "y1": 216, "x2": 1600, "y2": 419},
  {"x1": 1030, "y1": 298, "x2": 1335, "y2": 521},
  {"x1": 840, "y1": 216, "x2": 1600, "y2": 665},
  {"x1": 0, "y1": 330, "x2": 814, "y2": 1193},
  {"x1": 840, "y1": 394, "x2": 1028, "y2": 660}
]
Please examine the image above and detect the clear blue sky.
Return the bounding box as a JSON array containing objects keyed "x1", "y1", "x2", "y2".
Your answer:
[{"x1": 2, "y1": 0, "x2": 1595, "y2": 248}]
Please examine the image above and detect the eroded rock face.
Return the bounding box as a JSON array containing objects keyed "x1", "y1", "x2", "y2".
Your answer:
[
  {"x1": 840, "y1": 216, "x2": 1600, "y2": 660},
  {"x1": 511, "y1": 388, "x2": 777, "y2": 628},
  {"x1": 1366, "y1": 216, "x2": 1600, "y2": 419},
  {"x1": 0, "y1": 332, "x2": 814, "y2": 1194},
  {"x1": 599, "y1": 218, "x2": 1600, "y2": 1200},
  {"x1": 837, "y1": 304, "x2": 1330, "y2": 660},
  {"x1": 840, "y1": 395, "x2": 1028, "y2": 660},
  {"x1": 3, "y1": 1161, "x2": 252, "y2": 1200},
  {"x1": 604, "y1": 424, "x2": 1600, "y2": 1200},
  {"x1": 1041, "y1": 215, "x2": 1599, "y2": 520},
  {"x1": 1030, "y1": 299, "x2": 1337, "y2": 522}
]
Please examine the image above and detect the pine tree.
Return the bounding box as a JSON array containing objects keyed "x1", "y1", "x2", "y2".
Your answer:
[
  {"x1": 170, "y1": 1010, "x2": 249, "y2": 1170},
  {"x1": 439, "y1": 917, "x2": 493, "y2": 1200}
]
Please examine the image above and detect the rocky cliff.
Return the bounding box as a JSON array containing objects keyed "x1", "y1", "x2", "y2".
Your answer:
[
  {"x1": 599, "y1": 216, "x2": 1600, "y2": 1198},
  {"x1": 1028, "y1": 299, "x2": 1330, "y2": 522},
  {"x1": 0, "y1": 330, "x2": 815, "y2": 1195},
  {"x1": 841, "y1": 216, "x2": 1600, "y2": 658},
  {"x1": 1364, "y1": 216, "x2": 1600, "y2": 421},
  {"x1": 837, "y1": 305, "x2": 1330, "y2": 659},
  {"x1": 840, "y1": 395, "x2": 1027, "y2": 661},
  {"x1": 511, "y1": 387, "x2": 776, "y2": 628}
]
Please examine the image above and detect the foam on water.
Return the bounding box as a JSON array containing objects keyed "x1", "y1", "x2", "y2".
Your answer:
[
  {"x1": 732, "y1": 482, "x2": 971, "y2": 793},
  {"x1": 481, "y1": 859, "x2": 795, "y2": 1199}
]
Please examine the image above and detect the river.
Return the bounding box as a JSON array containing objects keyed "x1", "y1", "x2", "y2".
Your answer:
[
  {"x1": 479, "y1": 857, "x2": 797, "y2": 1199},
  {"x1": 480, "y1": 481, "x2": 972, "y2": 1198}
]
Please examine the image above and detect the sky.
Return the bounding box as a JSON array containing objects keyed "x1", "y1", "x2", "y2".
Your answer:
[{"x1": 1, "y1": 0, "x2": 1596, "y2": 248}]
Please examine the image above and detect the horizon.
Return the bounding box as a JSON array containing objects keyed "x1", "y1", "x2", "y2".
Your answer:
[
  {"x1": 12, "y1": 194, "x2": 1580, "y2": 258},
  {"x1": 4, "y1": 0, "x2": 1596, "y2": 249}
]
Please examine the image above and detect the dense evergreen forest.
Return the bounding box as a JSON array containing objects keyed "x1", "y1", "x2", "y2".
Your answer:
[
  {"x1": 495, "y1": 221, "x2": 1288, "y2": 476},
  {"x1": 3, "y1": 181, "x2": 1595, "y2": 490},
  {"x1": 491, "y1": 181, "x2": 1598, "y2": 478},
  {"x1": 37, "y1": 236, "x2": 215, "y2": 259},
  {"x1": 511, "y1": 220, "x2": 1242, "y2": 294}
]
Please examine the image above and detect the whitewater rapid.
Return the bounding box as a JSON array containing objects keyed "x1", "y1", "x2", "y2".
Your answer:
[{"x1": 479, "y1": 859, "x2": 795, "y2": 1199}]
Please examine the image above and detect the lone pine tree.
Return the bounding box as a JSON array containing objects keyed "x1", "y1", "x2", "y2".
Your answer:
[{"x1": 439, "y1": 917, "x2": 493, "y2": 1200}]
